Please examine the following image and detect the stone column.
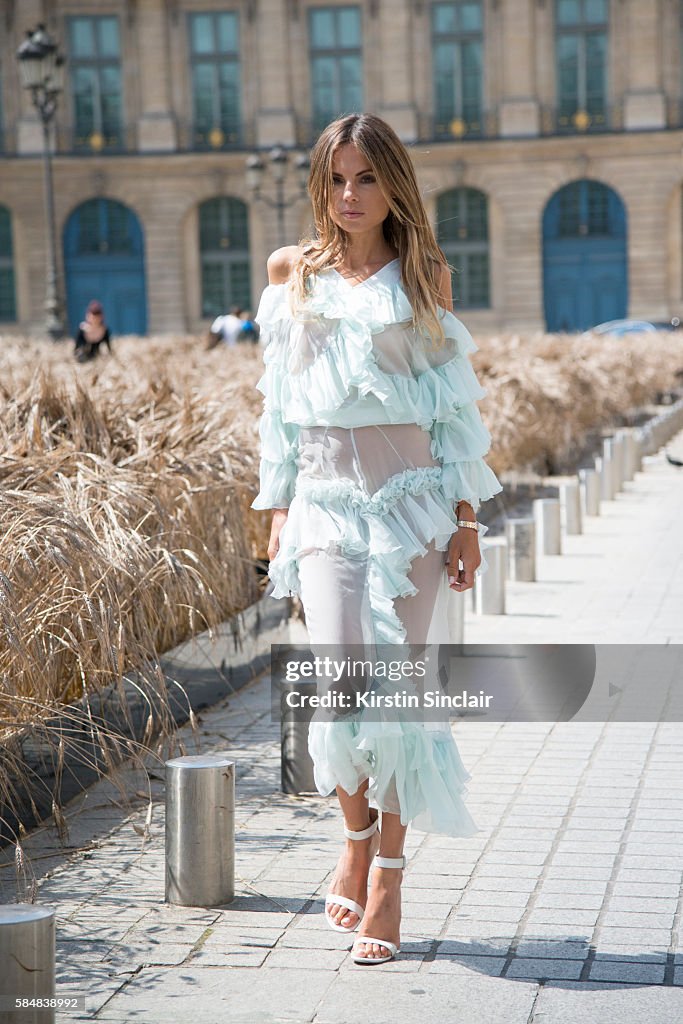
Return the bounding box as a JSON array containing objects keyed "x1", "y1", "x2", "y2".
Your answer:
[
  {"x1": 255, "y1": 0, "x2": 295, "y2": 147},
  {"x1": 497, "y1": 171, "x2": 546, "y2": 328},
  {"x1": 623, "y1": 0, "x2": 665, "y2": 129},
  {"x1": 498, "y1": 0, "x2": 539, "y2": 136},
  {"x1": 141, "y1": 179, "x2": 189, "y2": 332},
  {"x1": 376, "y1": 0, "x2": 417, "y2": 141},
  {"x1": 135, "y1": 0, "x2": 176, "y2": 151},
  {"x1": 626, "y1": 194, "x2": 669, "y2": 319}
]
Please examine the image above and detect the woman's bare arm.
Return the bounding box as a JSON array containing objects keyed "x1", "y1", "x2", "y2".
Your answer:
[{"x1": 436, "y1": 262, "x2": 454, "y2": 313}]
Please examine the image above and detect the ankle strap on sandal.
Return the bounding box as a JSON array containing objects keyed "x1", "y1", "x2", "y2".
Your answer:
[
  {"x1": 374, "y1": 854, "x2": 406, "y2": 869},
  {"x1": 343, "y1": 817, "x2": 379, "y2": 841}
]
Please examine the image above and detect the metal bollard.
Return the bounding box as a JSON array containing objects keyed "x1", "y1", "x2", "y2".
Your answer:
[
  {"x1": 659, "y1": 417, "x2": 668, "y2": 444},
  {"x1": 611, "y1": 434, "x2": 625, "y2": 492},
  {"x1": 506, "y1": 517, "x2": 536, "y2": 581},
  {"x1": 559, "y1": 480, "x2": 582, "y2": 535},
  {"x1": 0, "y1": 904, "x2": 55, "y2": 1024},
  {"x1": 661, "y1": 414, "x2": 670, "y2": 444},
  {"x1": 652, "y1": 416, "x2": 664, "y2": 450},
  {"x1": 637, "y1": 424, "x2": 653, "y2": 458},
  {"x1": 165, "y1": 754, "x2": 235, "y2": 907},
  {"x1": 600, "y1": 439, "x2": 616, "y2": 500},
  {"x1": 281, "y1": 679, "x2": 318, "y2": 795},
  {"x1": 448, "y1": 587, "x2": 465, "y2": 644},
  {"x1": 630, "y1": 428, "x2": 643, "y2": 479},
  {"x1": 659, "y1": 413, "x2": 670, "y2": 444},
  {"x1": 474, "y1": 538, "x2": 507, "y2": 614},
  {"x1": 578, "y1": 467, "x2": 600, "y2": 517},
  {"x1": 533, "y1": 498, "x2": 562, "y2": 557},
  {"x1": 665, "y1": 408, "x2": 680, "y2": 440},
  {"x1": 632, "y1": 429, "x2": 644, "y2": 473},
  {"x1": 618, "y1": 428, "x2": 637, "y2": 482}
]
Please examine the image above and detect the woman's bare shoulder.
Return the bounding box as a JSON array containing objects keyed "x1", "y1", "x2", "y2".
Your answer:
[{"x1": 266, "y1": 245, "x2": 302, "y2": 285}]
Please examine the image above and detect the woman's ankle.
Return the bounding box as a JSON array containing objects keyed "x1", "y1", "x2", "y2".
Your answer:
[
  {"x1": 344, "y1": 806, "x2": 378, "y2": 834},
  {"x1": 372, "y1": 865, "x2": 404, "y2": 885}
]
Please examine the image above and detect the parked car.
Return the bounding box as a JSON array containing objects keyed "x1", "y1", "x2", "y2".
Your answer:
[{"x1": 582, "y1": 317, "x2": 681, "y2": 338}]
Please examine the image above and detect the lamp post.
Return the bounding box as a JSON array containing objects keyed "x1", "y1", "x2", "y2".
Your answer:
[
  {"x1": 246, "y1": 145, "x2": 310, "y2": 249},
  {"x1": 16, "y1": 24, "x2": 66, "y2": 339}
]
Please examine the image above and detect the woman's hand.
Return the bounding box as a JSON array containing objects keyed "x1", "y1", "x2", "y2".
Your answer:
[
  {"x1": 445, "y1": 528, "x2": 481, "y2": 592},
  {"x1": 267, "y1": 508, "x2": 289, "y2": 562}
]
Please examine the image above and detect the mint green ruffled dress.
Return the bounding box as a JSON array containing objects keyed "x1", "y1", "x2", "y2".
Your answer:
[{"x1": 251, "y1": 259, "x2": 502, "y2": 836}]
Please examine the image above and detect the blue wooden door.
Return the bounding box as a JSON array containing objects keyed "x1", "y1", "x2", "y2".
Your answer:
[
  {"x1": 543, "y1": 180, "x2": 627, "y2": 332},
  {"x1": 64, "y1": 199, "x2": 147, "y2": 336}
]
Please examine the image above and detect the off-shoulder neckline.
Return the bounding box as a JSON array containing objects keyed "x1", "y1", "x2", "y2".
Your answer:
[
  {"x1": 264, "y1": 258, "x2": 401, "y2": 292},
  {"x1": 325, "y1": 258, "x2": 401, "y2": 290}
]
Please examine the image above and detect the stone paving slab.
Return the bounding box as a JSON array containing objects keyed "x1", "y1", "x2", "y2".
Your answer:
[
  {"x1": 531, "y1": 983, "x2": 683, "y2": 1022},
  {"x1": 314, "y1": 971, "x2": 539, "y2": 1023},
  {"x1": 86, "y1": 966, "x2": 336, "y2": 1022}
]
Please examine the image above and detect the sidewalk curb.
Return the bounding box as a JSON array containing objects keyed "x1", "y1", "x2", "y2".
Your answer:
[{"x1": 0, "y1": 589, "x2": 293, "y2": 847}]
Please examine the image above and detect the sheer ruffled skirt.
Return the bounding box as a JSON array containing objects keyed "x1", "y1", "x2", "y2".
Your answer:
[{"x1": 269, "y1": 424, "x2": 484, "y2": 837}]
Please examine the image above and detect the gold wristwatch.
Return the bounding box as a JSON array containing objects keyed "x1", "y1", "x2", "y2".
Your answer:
[{"x1": 456, "y1": 519, "x2": 480, "y2": 532}]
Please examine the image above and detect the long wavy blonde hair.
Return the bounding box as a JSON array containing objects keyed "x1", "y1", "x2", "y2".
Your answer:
[{"x1": 289, "y1": 112, "x2": 451, "y2": 346}]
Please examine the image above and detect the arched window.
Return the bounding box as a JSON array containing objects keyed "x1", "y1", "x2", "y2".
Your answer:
[
  {"x1": 436, "y1": 187, "x2": 490, "y2": 308},
  {"x1": 544, "y1": 180, "x2": 623, "y2": 240},
  {"x1": 0, "y1": 206, "x2": 17, "y2": 322},
  {"x1": 64, "y1": 198, "x2": 143, "y2": 258},
  {"x1": 63, "y1": 198, "x2": 147, "y2": 334},
  {"x1": 199, "y1": 197, "x2": 251, "y2": 317},
  {"x1": 542, "y1": 179, "x2": 627, "y2": 331}
]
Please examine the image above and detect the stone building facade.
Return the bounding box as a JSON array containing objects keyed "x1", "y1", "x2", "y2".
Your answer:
[{"x1": 0, "y1": 0, "x2": 681, "y2": 336}]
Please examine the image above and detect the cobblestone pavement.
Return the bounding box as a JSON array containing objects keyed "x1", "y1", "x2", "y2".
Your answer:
[{"x1": 2, "y1": 441, "x2": 683, "y2": 1023}]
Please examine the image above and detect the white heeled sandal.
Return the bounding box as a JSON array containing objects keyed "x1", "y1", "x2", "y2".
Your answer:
[
  {"x1": 324, "y1": 813, "x2": 380, "y2": 933},
  {"x1": 352, "y1": 853, "x2": 405, "y2": 965}
]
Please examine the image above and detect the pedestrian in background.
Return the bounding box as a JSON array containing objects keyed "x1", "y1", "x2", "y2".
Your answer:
[
  {"x1": 206, "y1": 305, "x2": 244, "y2": 349},
  {"x1": 236, "y1": 310, "x2": 261, "y2": 344},
  {"x1": 74, "y1": 300, "x2": 112, "y2": 363}
]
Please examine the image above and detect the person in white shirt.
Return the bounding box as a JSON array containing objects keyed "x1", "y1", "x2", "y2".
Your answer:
[{"x1": 206, "y1": 306, "x2": 244, "y2": 349}]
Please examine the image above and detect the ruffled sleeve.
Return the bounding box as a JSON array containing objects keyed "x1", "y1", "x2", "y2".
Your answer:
[
  {"x1": 421, "y1": 311, "x2": 503, "y2": 514},
  {"x1": 250, "y1": 284, "x2": 300, "y2": 510}
]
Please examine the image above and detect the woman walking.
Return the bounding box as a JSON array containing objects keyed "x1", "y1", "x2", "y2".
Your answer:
[
  {"x1": 74, "y1": 299, "x2": 112, "y2": 363},
  {"x1": 251, "y1": 113, "x2": 502, "y2": 964}
]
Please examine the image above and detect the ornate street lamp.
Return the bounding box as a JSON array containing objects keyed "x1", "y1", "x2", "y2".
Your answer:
[
  {"x1": 246, "y1": 145, "x2": 310, "y2": 248},
  {"x1": 16, "y1": 24, "x2": 66, "y2": 339}
]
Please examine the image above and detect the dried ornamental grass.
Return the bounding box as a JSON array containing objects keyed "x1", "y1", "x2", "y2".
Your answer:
[
  {"x1": 472, "y1": 330, "x2": 683, "y2": 475},
  {"x1": 0, "y1": 335, "x2": 264, "y2": 859},
  {"x1": 1, "y1": 339, "x2": 262, "y2": 707}
]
